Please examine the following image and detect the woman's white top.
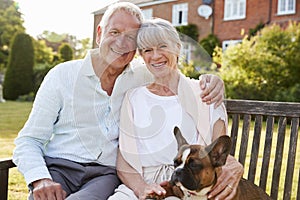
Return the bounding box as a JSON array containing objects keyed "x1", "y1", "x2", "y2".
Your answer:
[{"x1": 129, "y1": 86, "x2": 226, "y2": 167}]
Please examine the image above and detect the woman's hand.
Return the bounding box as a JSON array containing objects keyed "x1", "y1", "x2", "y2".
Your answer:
[{"x1": 138, "y1": 183, "x2": 166, "y2": 200}]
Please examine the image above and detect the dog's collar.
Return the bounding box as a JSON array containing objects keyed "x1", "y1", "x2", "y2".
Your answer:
[
  {"x1": 183, "y1": 186, "x2": 212, "y2": 199},
  {"x1": 187, "y1": 190, "x2": 197, "y2": 196}
]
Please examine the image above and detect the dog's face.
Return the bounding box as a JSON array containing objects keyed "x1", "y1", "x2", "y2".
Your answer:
[
  {"x1": 171, "y1": 144, "x2": 217, "y2": 191},
  {"x1": 170, "y1": 127, "x2": 232, "y2": 193}
]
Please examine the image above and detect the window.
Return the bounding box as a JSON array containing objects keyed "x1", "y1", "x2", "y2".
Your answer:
[
  {"x1": 224, "y1": 0, "x2": 246, "y2": 21},
  {"x1": 142, "y1": 8, "x2": 153, "y2": 20},
  {"x1": 222, "y1": 40, "x2": 242, "y2": 50},
  {"x1": 278, "y1": 0, "x2": 296, "y2": 15},
  {"x1": 180, "y1": 41, "x2": 192, "y2": 63},
  {"x1": 172, "y1": 3, "x2": 188, "y2": 26}
]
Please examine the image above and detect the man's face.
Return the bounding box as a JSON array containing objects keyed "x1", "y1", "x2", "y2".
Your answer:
[{"x1": 97, "y1": 10, "x2": 140, "y2": 69}]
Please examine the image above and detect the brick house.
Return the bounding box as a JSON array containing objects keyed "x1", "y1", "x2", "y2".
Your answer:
[
  {"x1": 92, "y1": 0, "x2": 299, "y2": 49},
  {"x1": 215, "y1": 0, "x2": 300, "y2": 49}
]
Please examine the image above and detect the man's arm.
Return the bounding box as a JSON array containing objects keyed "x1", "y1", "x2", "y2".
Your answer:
[
  {"x1": 199, "y1": 74, "x2": 225, "y2": 108},
  {"x1": 208, "y1": 155, "x2": 243, "y2": 200},
  {"x1": 13, "y1": 68, "x2": 66, "y2": 199}
]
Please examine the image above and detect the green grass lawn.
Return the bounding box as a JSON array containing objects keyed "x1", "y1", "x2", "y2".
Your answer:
[
  {"x1": 0, "y1": 101, "x2": 32, "y2": 200},
  {"x1": 0, "y1": 101, "x2": 299, "y2": 199}
]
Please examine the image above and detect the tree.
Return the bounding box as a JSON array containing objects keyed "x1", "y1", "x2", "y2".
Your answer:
[
  {"x1": 200, "y1": 34, "x2": 221, "y2": 57},
  {"x1": 3, "y1": 33, "x2": 34, "y2": 100},
  {"x1": 216, "y1": 22, "x2": 300, "y2": 102},
  {"x1": 75, "y1": 38, "x2": 91, "y2": 59},
  {"x1": 0, "y1": 0, "x2": 25, "y2": 71},
  {"x1": 176, "y1": 24, "x2": 199, "y2": 42},
  {"x1": 33, "y1": 39, "x2": 54, "y2": 64},
  {"x1": 58, "y1": 43, "x2": 74, "y2": 62}
]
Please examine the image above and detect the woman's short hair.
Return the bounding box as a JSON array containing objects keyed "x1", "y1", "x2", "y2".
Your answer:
[
  {"x1": 99, "y1": 2, "x2": 144, "y2": 30},
  {"x1": 137, "y1": 18, "x2": 182, "y2": 55}
]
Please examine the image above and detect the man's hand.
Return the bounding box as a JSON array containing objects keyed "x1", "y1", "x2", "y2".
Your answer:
[
  {"x1": 208, "y1": 156, "x2": 244, "y2": 200},
  {"x1": 32, "y1": 178, "x2": 67, "y2": 200},
  {"x1": 199, "y1": 74, "x2": 225, "y2": 108}
]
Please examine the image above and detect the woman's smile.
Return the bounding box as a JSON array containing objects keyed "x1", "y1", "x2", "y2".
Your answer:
[{"x1": 151, "y1": 61, "x2": 167, "y2": 68}]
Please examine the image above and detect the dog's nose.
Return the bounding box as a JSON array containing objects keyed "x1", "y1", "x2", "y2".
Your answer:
[
  {"x1": 174, "y1": 168, "x2": 183, "y2": 176},
  {"x1": 171, "y1": 169, "x2": 183, "y2": 184}
]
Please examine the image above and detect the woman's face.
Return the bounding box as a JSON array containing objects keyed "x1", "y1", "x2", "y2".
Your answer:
[{"x1": 141, "y1": 42, "x2": 179, "y2": 79}]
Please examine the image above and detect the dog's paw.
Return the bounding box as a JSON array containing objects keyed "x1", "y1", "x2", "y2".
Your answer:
[
  {"x1": 172, "y1": 185, "x2": 184, "y2": 199},
  {"x1": 145, "y1": 194, "x2": 164, "y2": 200}
]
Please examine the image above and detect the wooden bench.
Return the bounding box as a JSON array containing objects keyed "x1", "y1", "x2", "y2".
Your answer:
[{"x1": 0, "y1": 99, "x2": 299, "y2": 200}]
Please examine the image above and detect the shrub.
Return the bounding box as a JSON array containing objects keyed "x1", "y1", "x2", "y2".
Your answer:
[
  {"x1": 217, "y1": 22, "x2": 300, "y2": 101},
  {"x1": 3, "y1": 33, "x2": 34, "y2": 100},
  {"x1": 200, "y1": 34, "x2": 221, "y2": 56},
  {"x1": 58, "y1": 43, "x2": 74, "y2": 62},
  {"x1": 176, "y1": 24, "x2": 199, "y2": 41}
]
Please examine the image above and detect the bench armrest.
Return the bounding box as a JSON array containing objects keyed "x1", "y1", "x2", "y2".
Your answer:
[{"x1": 0, "y1": 158, "x2": 16, "y2": 200}]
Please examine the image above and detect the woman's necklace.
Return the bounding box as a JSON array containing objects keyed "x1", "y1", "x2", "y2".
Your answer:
[{"x1": 147, "y1": 83, "x2": 176, "y2": 96}]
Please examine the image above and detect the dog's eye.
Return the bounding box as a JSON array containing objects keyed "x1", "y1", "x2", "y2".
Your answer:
[
  {"x1": 174, "y1": 159, "x2": 182, "y2": 167},
  {"x1": 188, "y1": 159, "x2": 202, "y2": 170}
]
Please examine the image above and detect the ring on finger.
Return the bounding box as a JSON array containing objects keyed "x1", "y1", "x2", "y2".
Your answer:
[{"x1": 226, "y1": 184, "x2": 233, "y2": 191}]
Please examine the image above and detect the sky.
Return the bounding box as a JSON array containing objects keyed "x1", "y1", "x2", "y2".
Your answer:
[{"x1": 16, "y1": 0, "x2": 118, "y2": 39}]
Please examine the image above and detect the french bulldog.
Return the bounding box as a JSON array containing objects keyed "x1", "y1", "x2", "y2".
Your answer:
[{"x1": 147, "y1": 127, "x2": 273, "y2": 200}]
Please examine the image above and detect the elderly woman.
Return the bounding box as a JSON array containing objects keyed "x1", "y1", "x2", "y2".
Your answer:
[{"x1": 109, "y1": 18, "x2": 243, "y2": 200}]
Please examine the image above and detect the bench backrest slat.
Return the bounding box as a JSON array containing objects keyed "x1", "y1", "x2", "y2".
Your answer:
[
  {"x1": 229, "y1": 114, "x2": 239, "y2": 156},
  {"x1": 283, "y1": 117, "x2": 299, "y2": 200},
  {"x1": 248, "y1": 115, "x2": 263, "y2": 183},
  {"x1": 298, "y1": 169, "x2": 300, "y2": 200},
  {"x1": 259, "y1": 115, "x2": 274, "y2": 191},
  {"x1": 238, "y1": 114, "x2": 251, "y2": 166}
]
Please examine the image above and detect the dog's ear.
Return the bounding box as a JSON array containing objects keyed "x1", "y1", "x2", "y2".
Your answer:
[
  {"x1": 205, "y1": 135, "x2": 232, "y2": 167},
  {"x1": 174, "y1": 126, "x2": 188, "y2": 150}
]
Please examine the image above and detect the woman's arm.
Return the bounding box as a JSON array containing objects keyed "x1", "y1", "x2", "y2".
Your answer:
[
  {"x1": 209, "y1": 119, "x2": 244, "y2": 200},
  {"x1": 117, "y1": 151, "x2": 166, "y2": 199},
  {"x1": 212, "y1": 119, "x2": 226, "y2": 141},
  {"x1": 116, "y1": 150, "x2": 147, "y2": 197}
]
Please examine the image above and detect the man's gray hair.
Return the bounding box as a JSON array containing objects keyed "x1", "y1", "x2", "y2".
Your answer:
[{"x1": 99, "y1": 2, "x2": 144, "y2": 29}]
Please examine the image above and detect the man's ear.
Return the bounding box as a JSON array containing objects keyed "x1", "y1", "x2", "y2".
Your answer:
[
  {"x1": 205, "y1": 135, "x2": 232, "y2": 167},
  {"x1": 96, "y1": 25, "x2": 102, "y2": 45},
  {"x1": 174, "y1": 126, "x2": 188, "y2": 150}
]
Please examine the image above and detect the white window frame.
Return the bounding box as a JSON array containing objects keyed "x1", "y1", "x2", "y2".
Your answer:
[
  {"x1": 277, "y1": 0, "x2": 296, "y2": 15},
  {"x1": 224, "y1": 0, "x2": 246, "y2": 21},
  {"x1": 180, "y1": 41, "x2": 192, "y2": 63},
  {"x1": 172, "y1": 3, "x2": 188, "y2": 26},
  {"x1": 222, "y1": 39, "x2": 242, "y2": 50},
  {"x1": 142, "y1": 8, "x2": 153, "y2": 20}
]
